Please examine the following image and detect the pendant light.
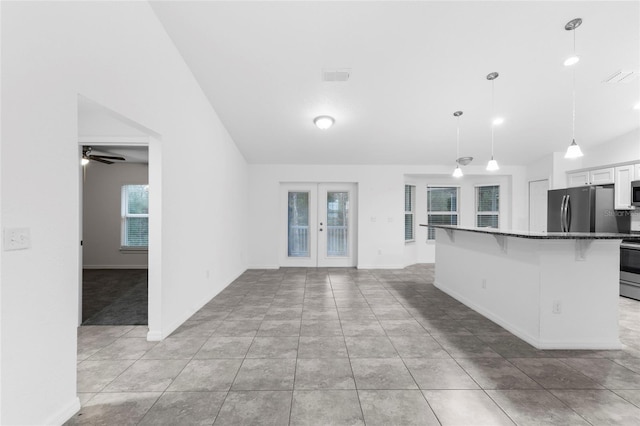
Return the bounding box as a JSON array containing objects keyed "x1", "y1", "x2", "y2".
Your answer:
[
  {"x1": 452, "y1": 111, "x2": 464, "y2": 178},
  {"x1": 486, "y1": 71, "x2": 500, "y2": 171},
  {"x1": 564, "y1": 18, "x2": 584, "y2": 159}
]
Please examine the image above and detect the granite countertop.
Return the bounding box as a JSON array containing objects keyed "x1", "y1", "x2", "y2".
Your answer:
[{"x1": 419, "y1": 224, "x2": 640, "y2": 240}]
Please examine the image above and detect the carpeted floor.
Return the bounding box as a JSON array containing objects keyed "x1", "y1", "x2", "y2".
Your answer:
[{"x1": 82, "y1": 269, "x2": 148, "y2": 325}]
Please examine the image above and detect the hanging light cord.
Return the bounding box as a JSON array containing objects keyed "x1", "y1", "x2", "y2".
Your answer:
[
  {"x1": 491, "y1": 79, "x2": 495, "y2": 158},
  {"x1": 572, "y1": 67, "x2": 576, "y2": 142},
  {"x1": 456, "y1": 117, "x2": 460, "y2": 161}
]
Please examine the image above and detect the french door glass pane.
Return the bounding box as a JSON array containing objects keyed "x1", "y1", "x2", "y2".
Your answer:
[
  {"x1": 327, "y1": 191, "x2": 349, "y2": 257},
  {"x1": 288, "y1": 192, "x2": 310, "y2": 257}
]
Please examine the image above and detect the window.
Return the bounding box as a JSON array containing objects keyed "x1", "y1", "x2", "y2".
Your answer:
[
  {"x1": 427, "y1": 186, "x2": 459, "y2": 240},
  {"x1": 121, "y1": 185, "x2": 149, "y2": 248},
  {"x1": 476, "y1": 185, "x2": 499, "y2": 228},
  {"x1": 404, "y1": 185, "x2": 415, "y2": 242}
]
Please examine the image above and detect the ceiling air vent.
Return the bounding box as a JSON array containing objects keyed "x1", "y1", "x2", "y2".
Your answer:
[
  {"x1": 322, "y1": 68, "x2": 351, "y2": 82},
  {"x1": 602, "y1": 70, "x2": 637, "y2": 84}
]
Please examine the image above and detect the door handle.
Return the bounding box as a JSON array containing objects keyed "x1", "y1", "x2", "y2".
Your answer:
[
  {"x1": 560, "y1": 195, "x2": 567, "y2": 232},
  {"x1": 565, "y1": 195, "x2": 571, "y2": 231}
]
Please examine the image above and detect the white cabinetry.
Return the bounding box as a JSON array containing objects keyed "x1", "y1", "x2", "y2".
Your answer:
[
  {"x1": 589, "y1": 167, "x2": 615, "y2": 185},
  {"x1": 567, "y1": 171, "x2": 590, "y2": 187},
  {"x1": 636, "y1": 163, "x2": 640, "y2": 180},
  {"x1": 615, "y1": 164, "x2": 635, "y2": 210},
  {"x1": 567, "y1": 168, "x2": 615, "y2": 187}
]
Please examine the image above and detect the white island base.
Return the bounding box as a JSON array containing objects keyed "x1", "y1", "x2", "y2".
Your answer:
[{"x1": 432, "y1": 227, "x2": 625, "y2": 350}]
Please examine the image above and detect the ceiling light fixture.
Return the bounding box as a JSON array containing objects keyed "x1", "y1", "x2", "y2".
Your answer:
[
  {"x1": 452, "y1": 111, "x2": 464, "y2": 178},
  {"x1": 314, "y1": 115, "x2": 335, "y2": 130},
  {"x1": 634, "y1": 102, "x2": 640, "y2": 110},
  {"x1": 563, "y1": 18, "x2": 582, "y2": 67},
  {"x1": 486, "y1": 71, "x2": 500, "y2": 171},
  {"x1": 564, "y1": 18, "x2": 584, "y2": 159}
]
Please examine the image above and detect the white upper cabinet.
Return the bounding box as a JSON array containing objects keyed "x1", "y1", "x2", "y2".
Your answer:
[
  {"x1": 589, "y1": 167, "x2": 615, "y2": 185},
  {"x1": 567, "y1": 168, "x2": 615, "y2": 187},
  {"x1": 567, "y1": 171, "x2": 590, "y2": 187},
  {"x1": 615, "y1": 164, "x2": 635, "y2": 210}
]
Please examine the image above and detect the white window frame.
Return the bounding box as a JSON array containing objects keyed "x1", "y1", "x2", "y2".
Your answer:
[
  {"x1": 121, "y1": 184, "x2": 149, "y2": 251},
  {"x1": 427, "y1": 185, "x2": 460, "y2": 241},
  {"x1": 404, "y1": 184, "x2": 416, "y2": 243},
  {"x1": 475, "y1": 184, "x2": 500, "y2": 229}
]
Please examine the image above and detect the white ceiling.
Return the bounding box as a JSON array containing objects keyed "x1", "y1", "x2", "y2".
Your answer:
[{"x1": 152, "y1": 1, "x2": 639, "y2": 166}]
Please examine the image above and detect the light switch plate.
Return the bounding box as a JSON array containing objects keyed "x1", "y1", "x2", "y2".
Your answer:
[{"x1": 3, "y1": 228, "x2": 31, "y2": 251}]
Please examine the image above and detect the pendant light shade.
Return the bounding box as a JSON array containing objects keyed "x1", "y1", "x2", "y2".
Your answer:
[
  {"x1": 452, "y1": 111, "x2": 464, "y2": 178},
  {"x1": 486, "y1": 158, "x2": 499, "y2": 171},
  {"x1": 565, "y1": 139, "x2": 583, "y2": 159},
  {"x1": 486, "y1": 72, "x2": 500, "y2": 171},
  {"x1": 564, "y1": 18, "x2": 584, "y2": 159}
]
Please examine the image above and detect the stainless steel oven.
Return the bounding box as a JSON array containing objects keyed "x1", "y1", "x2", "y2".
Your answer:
[{"x1": 621, "y1": 240, "x2": 640, "y2": 300}]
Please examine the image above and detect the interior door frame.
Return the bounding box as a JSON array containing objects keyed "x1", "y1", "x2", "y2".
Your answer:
[
  {"x1": 279, "y1": 182, "x2": 358, "y2": 268},
  {"x1": 78, "y1": 136, "x2": 162, "y2": 341}
]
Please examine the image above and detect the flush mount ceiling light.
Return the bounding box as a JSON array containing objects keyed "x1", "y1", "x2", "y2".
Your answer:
[
  {"x1": 564, "y1": 18, "x2": 584, "y2": 159},
  {"x1": 563, "y1": 18, "x2": 582, "y2": 67},
  {"x1": 313, "y1": 115, "x2": 335, "y2": 130},
  {"x1": 634, "y1": 102, "x2": 640, "y2": 110},
  {"x1": 486, "y1": 71, "x2": 500, "y2": 171},
  {"x1": 452, "y1": 111, "x2": 465, "y2": 178}
]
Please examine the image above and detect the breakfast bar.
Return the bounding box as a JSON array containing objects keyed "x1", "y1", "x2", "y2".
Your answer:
[{"x1": 422, "y1": 225, "x2": 640, "y2": 350}]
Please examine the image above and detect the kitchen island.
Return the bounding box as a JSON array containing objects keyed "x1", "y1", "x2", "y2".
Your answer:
[{"x1": 421, "y1": 225, "x2": 640, "y2": 350}]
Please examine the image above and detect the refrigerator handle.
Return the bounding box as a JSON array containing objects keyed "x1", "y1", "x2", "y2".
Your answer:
[
  {"x1": 560, "y1": 195, "x2": 567, "y2": 232},
  {"x1": 566, "y1": 195, "x2": 571, "y2": 231}
]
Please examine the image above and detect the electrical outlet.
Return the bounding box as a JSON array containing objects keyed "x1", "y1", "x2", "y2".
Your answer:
[
  {"x1": 3, "y1": 228, "x2": 31, "y2": 251},
  {"x1": 377, "y1": 248, "x2": 383, "y2": 255},
  {"x1": 206, "y1": 269, "x2": 211, "y2": 280},
  {"x1": 552, "y1": 301, "x2": 562, "y2": 314},
  {"x1": 482, "y1": 279, "x2": 487, "y2": 289}
]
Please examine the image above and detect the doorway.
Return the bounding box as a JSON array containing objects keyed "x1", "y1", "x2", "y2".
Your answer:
[
  {"x1": 280, "y1": 183, "x2": 357, "y2": 267},
  {"x1": 529, "y1": 179, "x2": 549, "y2": 232},
  {"x1": 77, "y1": 95, "x2": 161, "y2": 337},
  {"x1": 81, "y1": 146, "x2": 149, "y2": 325}
]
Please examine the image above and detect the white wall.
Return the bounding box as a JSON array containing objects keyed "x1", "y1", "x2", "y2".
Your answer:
[
  {"x1": 83, "y1": 162, "x2": 149, "y2": 268},
  {"x1": 248, "y1": 164, "x2": 527, "y2": 269},
  {"x1": 1, "y1": 2, "x2": 248, "y2": 425},
  {"x1": 404, "y1": 174, "x2": 513, "y2": 265},
  {"x1": 581, "y1": 128, "x2": 640, "y2": 168}
]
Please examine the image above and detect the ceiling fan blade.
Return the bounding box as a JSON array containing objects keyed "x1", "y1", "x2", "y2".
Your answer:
[
  {"x1": 90, "y1": 157, "x2": 114, "y2": 165},
  {"x1": 90, "y1": 154, "x2": 126, "y2": 161}
]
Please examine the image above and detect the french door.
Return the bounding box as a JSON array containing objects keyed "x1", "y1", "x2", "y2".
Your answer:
[{"x1": 280, "y1": 183, "x2": 357, "y2": 267}]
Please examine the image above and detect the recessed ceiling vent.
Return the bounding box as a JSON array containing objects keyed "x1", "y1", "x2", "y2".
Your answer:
[
  {"x1": 602, "y1": 70, "x2": 637, "y2": 84},
  {"x1": 322, "y1": 68, "x2": 351, "y2": 82}
]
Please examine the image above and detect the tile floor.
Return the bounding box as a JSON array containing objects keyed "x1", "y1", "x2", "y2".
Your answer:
[{"x1": 68, "y1": 264, "x2": 640, "y2": 425}]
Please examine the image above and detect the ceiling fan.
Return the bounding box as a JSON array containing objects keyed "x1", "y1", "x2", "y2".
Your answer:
[{"x1": 82, "y1": 146, "x2": 126, "y2": 165}]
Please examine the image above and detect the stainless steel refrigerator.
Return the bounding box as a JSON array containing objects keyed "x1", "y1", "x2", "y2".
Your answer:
[{"x1": 547, "y1": 185, "x2": 627, "y2": 233}]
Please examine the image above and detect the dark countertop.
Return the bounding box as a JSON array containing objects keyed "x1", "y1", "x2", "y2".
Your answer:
[{"x1": 419, "y1": 224, "x2": 640, "y2": 240}]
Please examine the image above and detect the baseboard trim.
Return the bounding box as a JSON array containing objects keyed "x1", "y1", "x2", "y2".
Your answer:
[
  {"x1": 146, "y1": 330, "x2": 163, "y2": 341},
  {"x1": 247, "y1": 265, "x2": 280, "y2": 270},
  {"x1": 83, "y1": 265, "x2": 148, "y2": 269},
  {"x1": 357, "y1": 264, "x2": 404, "y2": 270},
  {"x1": 45, "y1": 396, "x2": 80, "y2": 426}
]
